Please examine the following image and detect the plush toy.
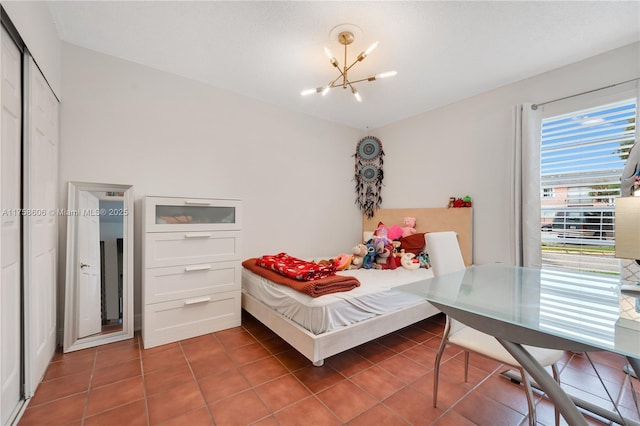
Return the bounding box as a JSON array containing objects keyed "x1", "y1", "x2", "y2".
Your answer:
[
  {"x1": 375, "y1": 221, "x2": 403, "y2": 241},
  {"x1": 333, "y1": 253, "x2": 352, "y2": 271},
  {"x1": 362, "y1": 242, "x2": 377, "y2": 269},
  {"x1": 400, "y1": 252, "x2": 421, "y2": 270},
  {"x1": 416, "y1": 252, "x2": 431, "y2": 268},
  {"x1": 401, "y1": 217, "x2": 417, "y2": 238},
  {"x1": 349, "y1": 243, "x2": 368, "y2": 270},
  {"x1": 374, "y1": 242, "x2": 397, "y2": 270}
]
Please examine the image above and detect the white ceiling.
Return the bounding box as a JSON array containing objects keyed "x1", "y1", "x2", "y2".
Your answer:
[{"x1": 47, "y1": 1, "x2": 640, "y2": 130}]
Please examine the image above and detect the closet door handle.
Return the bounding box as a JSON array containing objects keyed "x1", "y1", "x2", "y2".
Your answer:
[
  {"x1": 184, "y1": 199, "x2": 213, "y2": 205},
  {"x1": 184, "y1": 296, "x2": 211, "y2": 306},
  {"x1": 184, "y1": 232, "x2": 212, "y2": 238},
  {"x1": 184, "y1": 264, "x2": 212, "y2": 272}
]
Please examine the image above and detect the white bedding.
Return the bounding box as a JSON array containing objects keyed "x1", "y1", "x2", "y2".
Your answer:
[{"x1": 241, "y1": 267, "x2": 434, "y2": 334}]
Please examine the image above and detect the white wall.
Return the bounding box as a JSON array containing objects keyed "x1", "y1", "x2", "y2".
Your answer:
[
  {"x1": 375, "y1": 42, "x2": 640, "y2": 265},
  {"x1": 59, "y1": 43, "x2": 363, "y2": 323},
  {"x1": 1, "y1": 0, "x2": 61, "y2": 97}
]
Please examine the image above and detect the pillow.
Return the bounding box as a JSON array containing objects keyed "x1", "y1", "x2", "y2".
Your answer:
[{"x1": 398, "y1": 232, "x2": 427, "y2": 256}]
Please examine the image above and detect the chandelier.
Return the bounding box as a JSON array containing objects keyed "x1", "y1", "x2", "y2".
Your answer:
[{"x1": 301, "y1": 29, "x2": 397, "y2": 102}]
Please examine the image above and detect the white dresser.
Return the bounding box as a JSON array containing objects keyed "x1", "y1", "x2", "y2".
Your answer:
[{"x1": 142, "y1": 196, "x2": 242, "y2": 348}]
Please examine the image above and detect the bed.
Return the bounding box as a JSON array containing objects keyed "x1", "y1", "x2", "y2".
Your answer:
[{"x1": 241, "y1": 207, "x2": 473, "y2": 366}]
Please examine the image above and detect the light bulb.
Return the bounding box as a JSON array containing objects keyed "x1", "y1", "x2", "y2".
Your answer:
[
  {"x1": 301, "y1": 88, "x2": 317, "y2": 96},
  {"x1": 352, "y1": 88, "x2": 362, "y2": 102},
  {"x1": 321, "y1": 86, "x2": 330, "y2": 96},
  {"x1": 323, "y1": 46, "x2": 334, "y2": 60},
  {"x1": 377, "y1": 71, "x2": 398, "y2": 79},
  {"x1": 364, "y1": 41, "x2": 379, "y2": 56}
]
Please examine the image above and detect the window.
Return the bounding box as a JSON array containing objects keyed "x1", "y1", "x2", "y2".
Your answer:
[{"x1": 540, "y1": 98, "x2": 636, "y2": 274}]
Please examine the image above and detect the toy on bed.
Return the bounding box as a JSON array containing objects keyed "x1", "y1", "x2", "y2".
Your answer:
[
  {"x1": 362, "y1": 241, "x2": 377, "y2": 269},
  {"x1": 401, "y1": 216, "x2": 417, "y2": 237},
  {"x1": 373, "y1": 242, "x2": 398, "y2": 270},
  {"x1": 349, "y1": 243, "x2": 367, "y2": 269}
]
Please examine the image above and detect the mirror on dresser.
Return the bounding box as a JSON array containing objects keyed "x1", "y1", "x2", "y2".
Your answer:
[{"x1": 63, "y1": 182, "x2": 134, "y2": 352}]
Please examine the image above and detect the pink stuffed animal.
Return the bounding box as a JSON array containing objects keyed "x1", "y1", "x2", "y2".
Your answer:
[{"x1": 401, "y1": 217, "x2": 417, "y2": 237}]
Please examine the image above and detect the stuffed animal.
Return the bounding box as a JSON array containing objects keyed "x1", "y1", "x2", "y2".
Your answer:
[
  {"x1": 416, "y1": 252, "x2": 431, "y2": 268},
  {"x1": 375, "y1": 222, "x2": 402, "y2": 241},
  {"x1": 349, "y1": 243, "x2": 368, "y2": 270},
  {"x1": 401, "y1": 217, "x2": 417, "y2": 237},
  {"x1": 374, "y1": 242, "x2": 398, "y2": 270},
  {"x1": 401, "y1": 252, "x2": 420, "y2": 270},
  {"x1": 362, "y1": 241, "x2": 377, "y2": 269},
  {"x1": 333, "y1": 253, "x2": 352, "y2": 271}
]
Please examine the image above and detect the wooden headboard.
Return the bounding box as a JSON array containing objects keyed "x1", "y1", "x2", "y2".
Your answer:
[{"x1": 362, "y1": 208, "x2": 473, "y2": 266}]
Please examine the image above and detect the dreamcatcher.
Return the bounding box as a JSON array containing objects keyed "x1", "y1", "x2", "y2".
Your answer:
[{"x1": 354, "y1": 136, "x2": 384, "y2": 218}]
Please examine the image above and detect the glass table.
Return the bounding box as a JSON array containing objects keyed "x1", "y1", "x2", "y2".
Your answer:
[{"x1": 397, "y1": 264, "x2": 640, "y2": 426}]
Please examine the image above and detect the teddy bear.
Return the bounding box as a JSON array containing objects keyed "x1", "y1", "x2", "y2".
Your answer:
[
  {"x1": 348, "y1": 243, "x2": 368, "y2": 269},
  {"x1": 373, "y1": 242, "x2": 397, "y2": 270},
  {"x1": 401, "y1": 217, "x2": 417, "y2": 237}
]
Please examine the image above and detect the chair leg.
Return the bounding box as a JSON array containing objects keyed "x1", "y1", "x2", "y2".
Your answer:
[
  {"x1": 433, "y1": 316, "x2": 452, "y2": 408},
  {"x1": 464, "y1": 351, "x2": 470, "y2": 382},
  {"x1": 551, "y1": 363, "x2": 561, "y2": 426},
  {"x1": 519, "y1": 368, "x2": 537, "y2": 426}
]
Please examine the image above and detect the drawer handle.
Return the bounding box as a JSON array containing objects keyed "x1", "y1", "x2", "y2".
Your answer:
[
  {"x1": 184, "y1": 199, "x2": 213, "y2": 205},
  {"x1": 184, "y1": 296, "x2": 211, "y2": 306},
  {"x1": 184, "y1": 264, "x2": 212, "y2": 272},
  {"x1": 184, "y1": 232, "x2": 212, "y2": 238}
]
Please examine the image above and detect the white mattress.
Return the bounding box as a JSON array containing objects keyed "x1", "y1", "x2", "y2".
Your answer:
[{"x1": 241, "y1": 267, "x2": 434, "y2": 334}]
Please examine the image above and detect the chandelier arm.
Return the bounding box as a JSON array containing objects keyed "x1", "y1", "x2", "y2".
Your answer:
[
  {"x1": 344, "y1": 58, "x2": 365, "y2": 74},
  {"x1": 348, "y1": 76, "x2": 377, "y2": 85}
]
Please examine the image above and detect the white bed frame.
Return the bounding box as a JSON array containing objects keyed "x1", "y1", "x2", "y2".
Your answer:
[{"x1": 241, "y1": 207, "x2": 473, "y2": 366}]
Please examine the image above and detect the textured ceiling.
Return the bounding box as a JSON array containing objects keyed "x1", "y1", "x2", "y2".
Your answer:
[{"x1": 47, "y1": 1, "x2": 640, "y2": 129}]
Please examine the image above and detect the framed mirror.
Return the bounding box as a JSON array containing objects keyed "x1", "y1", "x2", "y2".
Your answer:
[{"x1": 63, "y1": 182, "x2": 134, "y2": 352}]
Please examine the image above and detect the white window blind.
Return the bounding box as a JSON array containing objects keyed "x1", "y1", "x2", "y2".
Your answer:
[{"x1": 540, "y1": 98, "x2": 636, "y2": 274}]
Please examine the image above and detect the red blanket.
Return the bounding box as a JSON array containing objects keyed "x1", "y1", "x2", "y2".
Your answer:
[
  {"x1": 243, "y1": 258, "x2": 360, "y2": 298},
  {"x1": 256, "y1": 252, "x2": 336, "y2": 281}
]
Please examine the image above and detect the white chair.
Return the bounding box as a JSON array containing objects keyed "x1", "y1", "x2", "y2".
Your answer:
[{"x1": 427, "y1": 231, "x2": 562, "y2": 426}]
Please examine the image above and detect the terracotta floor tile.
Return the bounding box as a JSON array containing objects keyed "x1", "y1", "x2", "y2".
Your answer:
[
  {"x1": 274, "y1": 348, "x2": 313, "y2": 372},
  {"x1": 19, "y1": 393, "x2": 87, "y2": 426},
  {"x1": 85, "y1": 375, "x2": 145, "y2": 416},
  {"x1": 214, "y1": 328, "x2": 257, "y2": 350},
  {"x1": 142, "y1": 346, "x2": 187, "y2": 374},
  {"x1": 198, "y1": 367, "x2": 251, "y2": 403},
  {"x1": 401, "y1": 343, "x2": 438, "y2": 368},
  {"x1": 144, "y1": 363, "x2": 195, "y2": 396},
  {"x1": 228, "y1": 341, "x2": 271, "y2": 365},
  {"x1": 375, "y1": 332, "x2": 417, "y2": 353},
  {"x1": 157, "y1": 406, "x2": 214, "y2": 426},
  {"x1": 347, "y1": 403, "x2": 410, "y2": 426},
  {"x1": 141, "y1": 342, "x2": 180, "y2": 357},
  {"x1": 383, "y1": 386, "x2": 446, "y2": 425},
  {"x1": 378, "y1": 353, "x2": 429, "y2": 383},
  {"x1": 94, "y1": 343, "x2": 140, "y2": 369},
  {"x1": 245, "y1": 323, "x2": 278, "y2": 342},
  {"x1": 395, "y1": 324, "x2": 438, "y2": 343},
  {"x1": 240, "y1": 356, "x2": 289, "y2": 386},
  {"x1": 43, "y1": 355, "x2": 95, "y2": 381},
  {"x1": 146, "y1": 380, "x2": 206, "y2": 425},
  {"x1": 260, "y1": 335, "x2": 294, "y2": 356},
  {"x1": 274, "y1": 397, "x2": 341, "y2": 426},
  {"x1": 95, "y1": 336, "x2": 138, "y2": 352},
  {"x1": 431, "y1": 409, "x2": 478, "y2": 426},
  {"x1": 325, "y1": 350, "x2": 373, "y2": 377},
  {"x1": 50, "y1": 347, "x2": 96, "y2": 363},
  {"x1": 91, "y1": 358, "x2": 141, "y2": 388},
  {"x1": 452, "y1": 389, "x2": 527, "y2": 426},
  {"x1": 293, "y1": 364, "x2": 345, "y2": 394},
  {"x1": 350, "y1": 365, "x2": 406, "y2": 401},
  {"x1": 316, "y1": 380, "x2": 377, "y2": 422},
  {"x1": 28, "y1": 370, "x2": 91, "y2": 406},
  {"x1": 189, "y1": 351, "x2": 235, "y2": 379},
  {"x1": 180, "y1": 336, "x2": 224, "y2": 362},
  {"x1": 353, "y1": 340, "x2": 398, "y2": 364},
  {"x1": 83, "y1": 399, "x2": 148, "y2": 426},
  {"x1": 254, "y1": 374, "x2": 311, "y2": 412},
  {"x1": 209, "y1": 389, "x2": 270, "y2": 425}
]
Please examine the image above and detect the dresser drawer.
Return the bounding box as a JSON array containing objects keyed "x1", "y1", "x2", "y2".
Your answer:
[
  {"x1": 145, "y1": 197, "x2": 241, "y2": 232},
  {"x1": 145, "y1": 231, "x2": 241, "y2": 268},
  {"x1": 144, "y1": 261, "x2": 240, "y2": 304},
  {"x1": 142, "y1": 290, "x2": 241, "y2": 349}
]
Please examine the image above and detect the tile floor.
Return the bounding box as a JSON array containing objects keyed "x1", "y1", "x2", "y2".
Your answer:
[{"x1": 18, "y1": 312, "x2": 640, "y2": 426}]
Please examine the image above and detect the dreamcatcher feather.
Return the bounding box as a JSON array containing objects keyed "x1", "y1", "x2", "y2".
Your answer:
[{"x1": 354, "y1": 136, "x2": 384, "y2": 218}]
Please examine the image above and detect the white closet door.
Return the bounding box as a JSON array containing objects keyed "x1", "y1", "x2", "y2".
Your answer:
[
  {"x1": 24, "y1": 56, "x2": 58, "y2": 395},
  {"x1": 0, "y1": 26, "x2": 23, "y2": 425}
]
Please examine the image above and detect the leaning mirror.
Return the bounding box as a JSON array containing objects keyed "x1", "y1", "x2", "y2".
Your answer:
[{"x1": 63, "y1": 182, "x2": 134, "y2": 352}]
